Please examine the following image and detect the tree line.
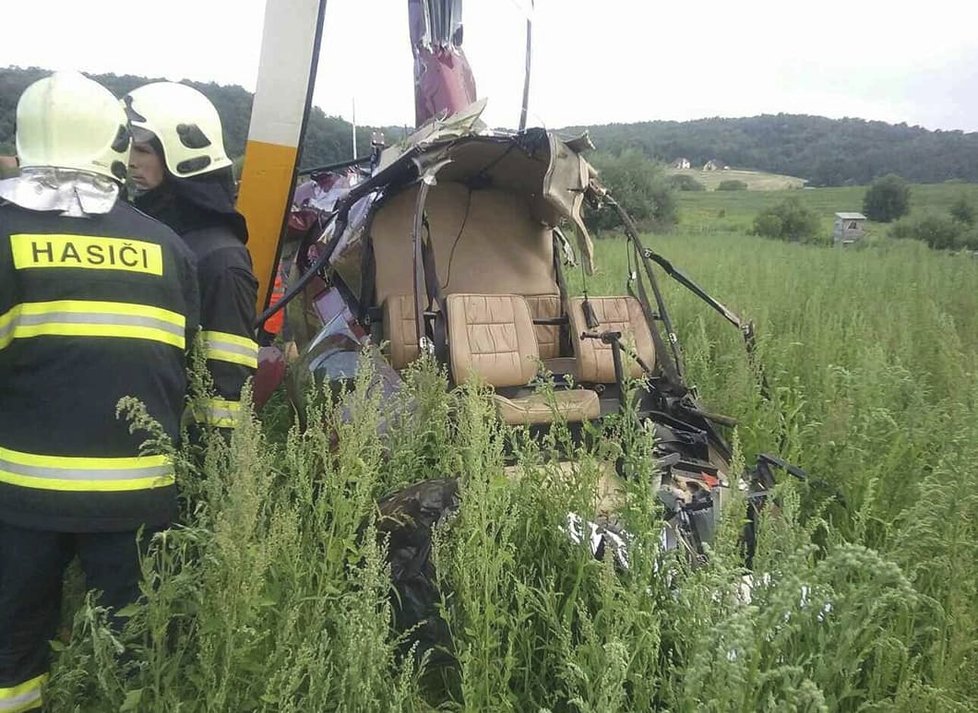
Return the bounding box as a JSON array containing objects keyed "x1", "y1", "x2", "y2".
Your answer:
[
  {"x1": 0, "y1": 66, "x2": 399, "y2": 170},
  {"x1": 565, "y1": 114, "x2": 978, "y2": 186},
  {"x1": 4, "y1": 66, "x2": 978, "y2": 186}
]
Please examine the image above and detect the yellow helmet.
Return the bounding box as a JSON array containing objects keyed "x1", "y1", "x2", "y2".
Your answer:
[
  {"x1": 15, "y1": 71, "x2": 130, "y2": 182},
  {"x1": 124, "y1": 82, "x2": 232, "y2": 178}
]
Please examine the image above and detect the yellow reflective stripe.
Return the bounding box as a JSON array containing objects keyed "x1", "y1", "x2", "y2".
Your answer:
[
  {"x1": 193, "y1": 398, "x2": 244, "y2": 428},
  {"x1": 0, "y1": 673, "x2": 47, "y2": 713},
  {"x1": 0, "y1": 446, "x2": 174, "y2": 492},
  {"x1": 0, "y1": 300, "x2": 185, "y2": 350},
  {"x1": 201, "y1": 330, "x2": 259, "y2": 368},
  {"x1": 3, "y1": 300, "x2": 185, "y2": 325},
  {"x1": 202, "y1": 330, "x2": 258, "y2": 350}
]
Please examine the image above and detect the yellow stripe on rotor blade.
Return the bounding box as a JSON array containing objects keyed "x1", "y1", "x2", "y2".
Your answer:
[
  {"x1": 237, "y1": 140, "x2": 299, "y2": 315},
  {"x1": 237, "y1": 0, "x2": 328, "y2": 315}
]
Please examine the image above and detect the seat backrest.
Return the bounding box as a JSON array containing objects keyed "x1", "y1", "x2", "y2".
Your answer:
[
  {"x1": 446, "y1": 293, "x2": 539, "y2": 387},
  {"x1": 566, "y1": 296, "x2": 655, "y2": 383},
  {"x1": 524, "y1": 293, "x2": 561, "y2": 360},
  {"x1": 383, "y1": 294, "x2": 420, "y2": 370}
]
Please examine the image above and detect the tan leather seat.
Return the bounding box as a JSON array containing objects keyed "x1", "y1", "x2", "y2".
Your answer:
[
  {"x1": 446, "y1": 293, "x2": 599, "y2": 425},
  {"x1": 495, "y1": 389, "x2": 601, "y2": 425},
  {"x1": 566, "y1": 296, "x2": 655, "y2": 383},
  {"x1": 384, "y1": 292, "x2": 565, "y2": 370},
  {"x1": 524, "y1": 294, "x2": 561, "y2": 360},
  {"x1": 383, "y1": 295, "x2": 420, "y2": 370}
]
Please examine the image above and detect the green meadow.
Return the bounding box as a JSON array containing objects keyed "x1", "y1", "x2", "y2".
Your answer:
[{"x1": 45, "y1": 184, "x2": 978, "y2": 712}]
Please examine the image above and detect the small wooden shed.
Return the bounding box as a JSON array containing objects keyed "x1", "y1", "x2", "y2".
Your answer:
[{"x1": 833, "y1": 212, "x2": 866, "y2": 244}]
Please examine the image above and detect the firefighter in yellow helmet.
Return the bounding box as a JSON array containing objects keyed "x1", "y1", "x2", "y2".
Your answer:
[
  {"x1": 124, "y1": 82, "x2": 258, "y2": 432},
  {"x1": 0, "y1": 72, "x2": 199, "y2": 712}
]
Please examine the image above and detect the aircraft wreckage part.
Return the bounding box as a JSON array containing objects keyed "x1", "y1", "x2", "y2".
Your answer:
[
  {"x1": 409, "y1": 0, "x2": 477, "y2": 127},
  {"x1": 378, "y1": 475, "x2": 635, "y2": 665},
  {"x1": 253, "y1": 345, "x2": 286, "y2": 411},
  {"x1": 237, "y1": 0, "x2": 327, "y2": 315}
]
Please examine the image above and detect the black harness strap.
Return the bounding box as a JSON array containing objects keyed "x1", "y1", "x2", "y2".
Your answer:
[
  {"x1": 420, "y1": 217, "x2": 448, "y2": 363},
  {"x1": 359, "y1": 237, "x2": 376, "y2": 322},
  {"x1": 412, "y1": 187, "x2": 431, "y2": 359},
  {"x1": 551, "y1": 230, "x2": 573, "y2": 354}
]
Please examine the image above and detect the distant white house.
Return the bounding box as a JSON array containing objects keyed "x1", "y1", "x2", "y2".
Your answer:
[
  {"x1": 833, "y1": 212, "x2": 867, "y2": 245},
  {"x1": 703, "y1": 158, "x2": 729, "y2": 171},
  {"x1": 671, "y1": 157, "x2": 691, "y2": 169}
]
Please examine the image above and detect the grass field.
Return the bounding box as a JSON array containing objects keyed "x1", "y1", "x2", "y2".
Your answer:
[
  {"x1": 675, "y1": 181, "x2": 978, "y2": 241},
  {"x1": 666, "y1": 167, "x2": 807, "y2": 191},
  {"x1": 44, "y1": 184, "x2": 978, "y2": 711}
]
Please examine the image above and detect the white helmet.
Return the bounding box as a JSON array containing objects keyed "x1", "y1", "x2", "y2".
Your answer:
[
  {"x1": 124, "y1": 82, "x2": 232, "y2": 178},
  {"x1": 16, "y1": 71, "x2": 130, "y2": 183}
]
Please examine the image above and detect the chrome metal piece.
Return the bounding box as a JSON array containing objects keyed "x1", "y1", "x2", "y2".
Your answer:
[{"x1": 0, "y1": 168, "x2": 119, "y2": 216}]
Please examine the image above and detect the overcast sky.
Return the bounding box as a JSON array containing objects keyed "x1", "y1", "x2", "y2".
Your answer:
[{"x1": 3, "y1": 0, "x2": 976, "y2": 132}]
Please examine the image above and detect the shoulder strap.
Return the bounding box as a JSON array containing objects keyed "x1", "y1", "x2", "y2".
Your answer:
[{"x1": 420, "y1": 217, "x2": 448, "y2": 363}]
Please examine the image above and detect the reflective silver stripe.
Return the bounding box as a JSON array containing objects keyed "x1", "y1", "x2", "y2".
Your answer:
[
  {"x1": 211, "y1": 407, "x2": 238, "y2": 419},
  {"x1": 194, "y1": 399, "x2": 243, "y2": 427},
  {"x1": 0, "y1": 674, "x2": 46, "y2": 712},
  {"x1": 201, "y1": 331, "x2": 259, "y2": 368},
  {"x1": 0, "y1": 457, "x2": 172, "y2": 481},
  {"x1": 9, "y1": 311, "x2": 184, "y2": 337},
  {"x1": 204, "y1": 339, "x2": 258, "y2": 360},
  {"x1": 0, "y1": 688, "x2": 43, "y2": 712},
  {"x1": 197, "y1": 407, "x2": 241, "y2": 424}
]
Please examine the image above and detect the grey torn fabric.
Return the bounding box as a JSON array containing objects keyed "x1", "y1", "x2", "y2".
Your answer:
[
  {"x1": 542, "y1": 134, "x2": 596, "y2": 273},
  {"x1": 0, "y1": 167, "x2": 120, "y2": 216}
]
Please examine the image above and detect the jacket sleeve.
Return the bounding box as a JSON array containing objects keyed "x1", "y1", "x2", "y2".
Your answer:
[
  {"x1": 180, "y1": 248, "x2": 201, "y2": 359},
  {"x1": 194, "y1": 247, "x2": 259, "y2": 429}
]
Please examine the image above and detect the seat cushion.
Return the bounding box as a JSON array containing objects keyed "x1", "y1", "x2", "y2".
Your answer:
[
  {"x1": 567, "y1": 296, "x2": 655, "y2": 383},
  {"x1": 383, "y1": 294, "x2": 420, "y2": 370},
  {"x1": 447, "y1": 293, "x2": 539, "y2": 387},
  {"x1": 494, "y1": 388, "x2": 600, "y2": 425}
]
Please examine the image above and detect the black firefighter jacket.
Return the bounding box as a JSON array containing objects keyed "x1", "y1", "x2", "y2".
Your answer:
[
  {"x1": 0, "y1": 200, "x2": 199, "y2": 532},
  {"x1": 182, "y1": 225, "x2": 258, "y2": 429}
]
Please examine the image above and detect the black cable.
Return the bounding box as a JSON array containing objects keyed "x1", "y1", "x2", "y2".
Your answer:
[{"x1": 441, "y1": 188, "x2": 473, "y2": 290}]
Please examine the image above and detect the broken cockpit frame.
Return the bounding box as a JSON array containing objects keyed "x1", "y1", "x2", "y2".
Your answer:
[{"x1": 255, "y1": 101, "x2": 803, "y2": 564}]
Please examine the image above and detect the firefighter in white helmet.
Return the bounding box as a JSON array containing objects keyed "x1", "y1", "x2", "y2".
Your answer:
[
  {"x1": 0, "y1": 71, "x2": 199, "y2": 712},
  {"x1": 124, "y1": 82, "x2": 258, "y2": 432}
]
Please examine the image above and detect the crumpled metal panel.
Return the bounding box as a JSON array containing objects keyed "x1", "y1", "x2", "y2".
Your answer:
[
  {"x1": 409, "y1": 0, "x2": 477, "y2": 127},
  {"x1": 409, "y1": 0, "x2": 463, "y2": 48},
  {"x1": 0, "y1": 168, "x2": 119, "y2": 216},
  {"x1": 376, "y1": 97, "x2": 486, "y2": 173}
]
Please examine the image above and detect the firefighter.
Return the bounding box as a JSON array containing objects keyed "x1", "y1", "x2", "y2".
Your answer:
[
  {"x1": 124, "y1": 82, "x2": 259, "y2": 431},
  {"x1": 0, "y1": 71, "x2": 199, "y2": 712}
]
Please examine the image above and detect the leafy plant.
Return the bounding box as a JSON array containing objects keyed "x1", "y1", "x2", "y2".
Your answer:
[
  {"x1": 752, "y1": 196, "x2": 821, "y2": 243},
  {"x1": 43, "y1": 206, "x2": 978, "y2": 711},
  {"x1": 949, "y1": 194, "x2": 976, "y2": 226},
  {"x1": 586, "y1": 149, "x2": 677, "y2": 234},
  {"x1": 669, "y1": 173, "x2": 706, "y2": 192},
  {"x1": 863, "y1": 174, "x2": 911, "y2": 222},
  {"x1": 717, "y1": 179, "x2": 748, "y2": 191}
]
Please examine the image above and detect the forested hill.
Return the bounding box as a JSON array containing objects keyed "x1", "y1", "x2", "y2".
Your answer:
[
  {"x1": 4, "y1": 66, "x2": 978, "y2": 185},
  {"x1": 563, "y1": 115, "x2": 978, "y2": 186},
  {"x1": 0, "y1": 66, "x2": 393, "y2": 170}
]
